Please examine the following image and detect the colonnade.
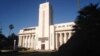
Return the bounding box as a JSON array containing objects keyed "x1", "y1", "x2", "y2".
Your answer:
[
  {"x1": 18, "y1": 31, "x2": 74, "y2": 50},
  {"x1": 18, "y1": 34, "x2": 35, "y2": 49},
  {"x1": 55, "y1": 31, "x2": 72, "y2": 50}
]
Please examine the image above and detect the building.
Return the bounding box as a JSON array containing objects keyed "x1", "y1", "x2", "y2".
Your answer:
[{"x1": 18, "y1": 2, "x2": 75, "y2": 51}]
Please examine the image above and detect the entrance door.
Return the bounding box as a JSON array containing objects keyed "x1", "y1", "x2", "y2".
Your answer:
[{"x1": 41, "y1": 44, "x2": 45, "y2": 50}]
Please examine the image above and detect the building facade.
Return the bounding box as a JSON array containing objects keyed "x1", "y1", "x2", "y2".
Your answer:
[{"x1": 18, "y1": 2, "x2": 75, "y2": 51}]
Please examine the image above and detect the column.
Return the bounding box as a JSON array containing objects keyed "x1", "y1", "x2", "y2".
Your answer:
[
  {"x1": 27, "y1": 36, "x2": 29, "y2": 48},
  {"x1": 18, "y1": 36, "x2": 21, "y2": 47},
  {"x1": 60, "y1": 33, "x2": 63, "y2": 46},
  {"x1": 21, "y1": 36, "x2": 22, "y2": 47},
  {"x1": 28, "y1": 35, "x2": 31, "y2": 48},
  {"x1": 31, "y1": 34, "x2": 33, "y2": 49},
  {"x1": 32, "y1": 36, "x2": 34, "y2": 49},
  {"x1": 55, "y1": 33, "x2": 58, "y2": 50},
  {"x1": 24, "y1": 36, "x2": 26, "y2": 47},
  {"x1": 62, "y1": 33, "x2": 64, "y2": 44},
  {"x1": 31, "y1": 35, "x2": 32, "y2": 48},
  {"x1": 25, "y1": 36, "x2": 27, "y2": 47},
  {"x1": 22, "y1": 36, "x2": 25, "y2": 47},
  {"x1": 34, "y1": 35, "x2": 35, "y2": 49},
  {"x1": 30, "y1": 35, "x2": 31, "y2": 48},
  {"x1": 66, "y1": 32, "x2": 69, "y2": 40},
  {"x1": 20, "y1": 36, "x2": 23, "y2": 47},
  {"x1": 19, "y1": 36, "x2": 22, "y2": 47},
  {"x1": 64, "y1": 32, "x2": 67, "y2": 43},
  {"x1": 68, "y1": 32, "x2": 71, "y2": 39},
  {"x1": 31, "y1": 35, "x2": 34, "y2": 49},
  {"x1": 30, "y1": 37, "x2": 32, "y2": 48},
  {"x1": 29, "y1": 36, "x2": 31, "y2": 48}
]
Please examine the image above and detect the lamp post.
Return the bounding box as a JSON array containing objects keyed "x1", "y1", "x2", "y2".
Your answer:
[{"x1": 14, "y1": 40, "x2": 16, "y2": 50}]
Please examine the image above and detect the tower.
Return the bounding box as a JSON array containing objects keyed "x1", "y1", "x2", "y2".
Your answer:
[{"x1": 36, "y1": 2, "x2": 53, "y2": 50}]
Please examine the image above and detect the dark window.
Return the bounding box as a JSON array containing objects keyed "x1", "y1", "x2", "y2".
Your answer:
[{"x1": 41, "y1": 44, "x2": 45, "y2": 50}]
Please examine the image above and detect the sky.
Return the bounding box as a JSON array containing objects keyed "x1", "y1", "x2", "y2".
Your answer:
[{"x1": 0, "y1": 0, "x2": 100, "y2": 36}]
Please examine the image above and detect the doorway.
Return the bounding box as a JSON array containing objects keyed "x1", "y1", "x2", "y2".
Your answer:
[{"x1": 41, "y1": 44, "x2": 45, "y2": 50}]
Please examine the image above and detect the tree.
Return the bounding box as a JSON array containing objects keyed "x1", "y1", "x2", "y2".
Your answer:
[
  {"x1": 0, "y1": 33, "x2": 8, "y2": 49},
  {"x1": 8, "y1": 33, "x2": 18, "y2": 49},
  {"x1": 58, "y1": 3, "x2": 100, "y2": 56},
  {"x1": 9, "y1": 24, "x2": 14, "y2": 35}
]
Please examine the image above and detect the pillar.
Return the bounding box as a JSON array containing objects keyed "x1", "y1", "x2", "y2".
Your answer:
[
  {"x1": 28, "y1": 36, "x2": 30, "y2": 48},
  {"x1": 30, "y1": 37, "x2": 32, "y2": 48},
  {"x1": 25, "y1": 36, "x2": 27, "y2": 47},
  {"x1": 55, "y1": 33, "x2": 58, "y2": 50},
  {"x1": 64, "y1": 32, "x2": 67, "y2": 43},
  {"x1": 22, "y1": 36, "x2": 25, "y2": 47},
  {"x1": 32, "y1": 35, "x2": 35, "y2": 49},
  {"x1": 60, "y1": 33, "x2": 63, "y2": 46},
  {"x1": 68, "y1": 32, "x2": 71, "y2": 39},
  {"x1": 31, "y1": 34, "x2": 34, "y2": 49},
  {"x1": 62, "y1": 33, "x2": 64, "y2": 44},
  {"x1": 27, "y1": 36, "x2": 29, "y2": 48},
  {"x1": 18, "y1": 36, "x2": 22, "y2": 47}
]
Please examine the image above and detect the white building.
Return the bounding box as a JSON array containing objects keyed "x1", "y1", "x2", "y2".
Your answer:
[{"x1": 18, "y1": 2, "x2": 75, "y2": 51}]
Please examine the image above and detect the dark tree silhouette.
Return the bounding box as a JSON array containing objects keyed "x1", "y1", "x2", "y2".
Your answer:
[
  {"x1": 0, "y1": 33, "x2": 8, "y2": 49},
  {"x1": 58, "y1": 3, "x2": 100, "y2": 56},
  {"x1": 8, "y1": 33, "x2": 18, "y2": 49}
]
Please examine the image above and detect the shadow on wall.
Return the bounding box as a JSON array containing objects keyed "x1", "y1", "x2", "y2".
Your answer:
[{"x1": 57, "y1": 3, "x2": 100, "y2": 56}]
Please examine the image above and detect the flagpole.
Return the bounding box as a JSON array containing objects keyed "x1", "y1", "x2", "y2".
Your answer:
[{"x1": 77, "y1": 0, "x2": 80, "y2": 11}]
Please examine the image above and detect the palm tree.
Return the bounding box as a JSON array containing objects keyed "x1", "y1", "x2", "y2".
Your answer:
[
  {"x1": 58, "y1": 3, "x2": 100, "y2": 56},
  {"x1": 9, "y1": 24, "x2": 14, "y2": 36}
]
